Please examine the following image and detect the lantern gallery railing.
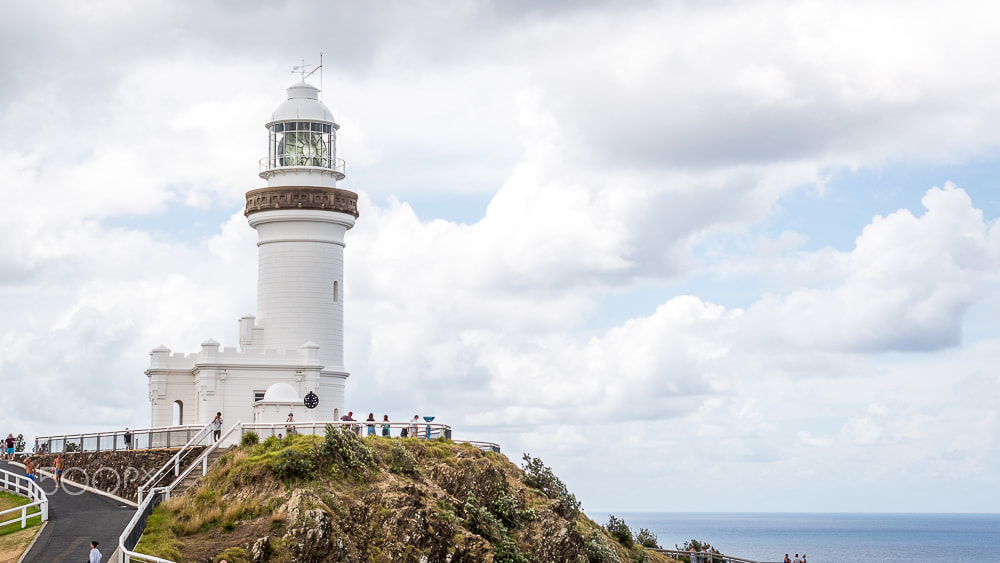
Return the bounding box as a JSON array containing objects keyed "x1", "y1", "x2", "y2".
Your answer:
[
  {"x1": 258, "y1": 155, "x2": 346, "y2": 174},
  {"x1": 34, "y1": 424, "x2": 208, "y2": 454}
]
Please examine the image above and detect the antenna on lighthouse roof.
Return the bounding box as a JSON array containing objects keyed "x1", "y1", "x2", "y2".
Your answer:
[{"x1": 291, "y1": 53, "x2": 324, "y2": 100}]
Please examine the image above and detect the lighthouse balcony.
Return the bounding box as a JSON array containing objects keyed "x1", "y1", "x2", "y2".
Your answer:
[{"x1": 259, "y1": 156, "x2": 346, "y2": 180}]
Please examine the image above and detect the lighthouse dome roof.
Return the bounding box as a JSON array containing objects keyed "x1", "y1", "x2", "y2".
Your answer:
[
  {"x1": 262, "y1": 382, "x2": 299, "y2": 403},
  {"x1": 267, "y1": 81, "x2": 336, "y2": 125}
]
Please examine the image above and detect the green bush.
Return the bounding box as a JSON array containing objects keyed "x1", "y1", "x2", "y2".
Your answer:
[
  {"x1": 270, "y1": 449, "x2": 314, "y2": 480},
  {"x1": 520, "y1": 454, "x2": 581, "y2": 520},
  {"x1": 580, "y1": 530, "x2": 621, "y2": 563},
  {"x1": 387, "y1": 441, "x2": 419, "y2": 475},
  {"x1": 463, "y1": 494, "x2": 530, "y2": 562},
  {"x1": 605, "y1": 514, "x2": 634, "y2": 549},
  {"x1": 491, "y1": 488, "x2": 536, "y2": 528},
  {"x1": 240, "y1": 431, "x2": 259, "y2": 448},
  {"x1": 319, "y1": 424, "x2": 376, "y2": 476},
  {"x1": 636, "y1": 527, "x2": 659, "y2": 549},
  {"x1": 463, "y1": 493, "x2": 505, "y2": 542}
]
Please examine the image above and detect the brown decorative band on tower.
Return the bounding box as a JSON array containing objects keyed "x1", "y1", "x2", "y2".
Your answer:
[{"x1": 245, "y1": 186, "x2": 359, "y2": 218}]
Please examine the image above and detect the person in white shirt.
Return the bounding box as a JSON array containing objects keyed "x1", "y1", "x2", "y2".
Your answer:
[
  {"x1": 89, "y1": 541, "x2": 102, "y2": 563},
  {"x1": 211, "y1": 412, "x2": 223, "y2": 442}
]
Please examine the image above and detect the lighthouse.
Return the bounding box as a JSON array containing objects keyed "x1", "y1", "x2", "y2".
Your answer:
[{"x1": 146, "y1": 77, "x2": 359, "y2": 427}]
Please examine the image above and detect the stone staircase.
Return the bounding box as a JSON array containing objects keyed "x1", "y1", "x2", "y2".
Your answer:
[{"x1": 171, "y1": 446, "x2": 229, "y2": 496}]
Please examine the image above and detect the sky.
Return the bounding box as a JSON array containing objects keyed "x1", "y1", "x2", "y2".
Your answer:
[{"x1": 2, "y1": 0, "x2": 1000, "y2": 514}]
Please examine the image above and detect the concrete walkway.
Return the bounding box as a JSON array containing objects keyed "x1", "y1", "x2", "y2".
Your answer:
[{"x1": 1, "y1": 461, "x2": 134, "y2": 563}]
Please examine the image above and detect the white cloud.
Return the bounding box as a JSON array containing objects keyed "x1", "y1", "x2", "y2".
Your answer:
[{"x1": 2, "y1": 0, "x2": 1000, "y2": 513}]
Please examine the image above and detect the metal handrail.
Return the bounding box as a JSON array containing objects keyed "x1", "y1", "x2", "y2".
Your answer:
[
  {"x1": 164, "y1": 421, "x2": 241, "y2": 500},
  {"x1": 651, "y1": 549, "x2": 783, "y2": 563},
  {"x1": 240, "y1": 421, "x2": 499, "y2": 452},
  {"x1": 121, "y1": 421, "x2": 241, "y2": 563},
  {"x1": 258, "y1": 156, "x2": 346, "y2": 174},
  {"x1": 241, "y1": 420, "x2": 451, "y2": 438},
  {"x1": 119, "y1": 487, "x2": 173, "y2": 563},
  {"x1": 34, "y1": 424, "x2": 206, "y2": 454},
  {"x1": 137, "y1": 422, "x2": 213, "y2": 504}
]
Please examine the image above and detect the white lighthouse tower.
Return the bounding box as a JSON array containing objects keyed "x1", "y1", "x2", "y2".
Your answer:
[{"x1": 146, "y1": 76, "x2": 359, "y2": 427}]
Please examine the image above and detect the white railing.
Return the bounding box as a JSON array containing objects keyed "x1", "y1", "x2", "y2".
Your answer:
[
  {"x1": 35, "y1": 424, "x2": 207, "y2": 454},
  {"x1": 242, "y1": 420, "x2": 451, "y2": 440},
  {"x1": 652, "y1": 549, "x2": 782, "y2": 563},
  {"x1": 137, "y1": 423, "x2": 213, "y2": 504},
  {"x1": 240, "y1": 421, "x2": 500, "y2": 452},
  {"x1": 122, "y1": 421, "x2": 241, "y2": 563},
  {"x1": 163, "y1": 421, "x2": 242, "y2": 501},
  {"x1": 0, "y1": 468, "x2": 48, "y2": 529}
]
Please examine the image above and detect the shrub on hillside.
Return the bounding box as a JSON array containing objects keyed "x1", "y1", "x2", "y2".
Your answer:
[
  {"x1": 579, "y1": 530, "x2": 621, "y2": 563},
  {"x1": 636, "y1": 527, "x2": 659, "y2": 549},
  {"x1": 386, "y1": 441, "x2": 419, "y2": 475},
  {"x1": 520, "y1": 454, "x2": 581, "y2": 520},
  {"x1": 320, "y1": 424, "x2": 375, "y2": 476},
  {"x1": 240, "y1": 432, "x2": 259, "y2": 448},
  {"x1": 271, "y1": 449, "x2": 313, "y2": 480},
  {"x1": 605, "y1": 515, "x2": 634, "y2": 549}
]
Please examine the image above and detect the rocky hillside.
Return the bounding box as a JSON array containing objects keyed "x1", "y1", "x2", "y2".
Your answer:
[{"x1": 136, "y1": 428, "x2": 677, "y2": 563}]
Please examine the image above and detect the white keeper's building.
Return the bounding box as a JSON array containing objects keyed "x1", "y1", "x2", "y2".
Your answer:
[{"x1": 145, "y1": 78, "x2": 359, "y2": 428}]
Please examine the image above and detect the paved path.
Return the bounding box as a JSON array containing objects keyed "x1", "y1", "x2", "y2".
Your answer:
[{"x1": 1, "y1": 461, "x2": 134, "y2": 563}]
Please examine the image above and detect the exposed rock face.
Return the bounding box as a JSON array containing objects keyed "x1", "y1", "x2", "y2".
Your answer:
[{"x1": 29, "y1": 448, "x2": 205, "y2": 502}]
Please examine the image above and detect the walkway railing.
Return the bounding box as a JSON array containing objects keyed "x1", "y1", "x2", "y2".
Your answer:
[
  {"x1": 0, "y1": 468, "x2": 48, "y2": 529},
  {"x1": 652, "y1": 549, "x2": 782, "y2": 563},
  {"x1": 241, "y1": 420, "x2": 501, "y2": 452},
  {"x1": 34, "y1": 424, "x2": 207, "y2": 454},
  {"x1": 122, "y1": 421, "x2": 241, "y2": 563},
  {"x1": 136, "y1": 423, "x2": 213, "y2": 504}
]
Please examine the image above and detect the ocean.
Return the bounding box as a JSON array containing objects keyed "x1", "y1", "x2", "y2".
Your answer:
[{"x1": 587, "y1": 512, "x2": 1000, "y2": 563}]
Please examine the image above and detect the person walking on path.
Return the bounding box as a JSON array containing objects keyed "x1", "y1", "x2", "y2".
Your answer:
[
  {"x1": 4, "y1": 434, "x2": 14, "y2": 461},
  {"x1": 23, "y1": 457, "x2": 36, "y2": 482},
  {"x1": 54, "y1": 454, "x2": 64, "y2": 486},
  {"x1": 89, "y1": 540, "x2": 102, "y2": 563},
  {"x1": 211, "y1": 412, "x2": 223, "y2": 442},
  {"x1": 381, "y1": 415, "x2": 391, "y2": 437},
  {"x1": 123, "y1": 427, "x2": 132, "y2": 450}
]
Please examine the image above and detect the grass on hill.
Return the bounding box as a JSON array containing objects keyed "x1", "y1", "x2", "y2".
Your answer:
[{"x1": 0, "y1": 491, "x2": 43, "y2": 536}]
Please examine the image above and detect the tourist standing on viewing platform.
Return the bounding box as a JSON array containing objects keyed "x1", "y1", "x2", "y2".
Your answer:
[
  {"x1": 366, "y1": 413, "x2": 376, "y2": 436},
  {"x1": 410, "y1": 415, "x2": 419, "y2": 438},
  {"x1": 381, "y1": 415, "x2": 391, "y2": 437},
  {"x1": 124, "y1": 427, "x2": 132, "y2": 450}
]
